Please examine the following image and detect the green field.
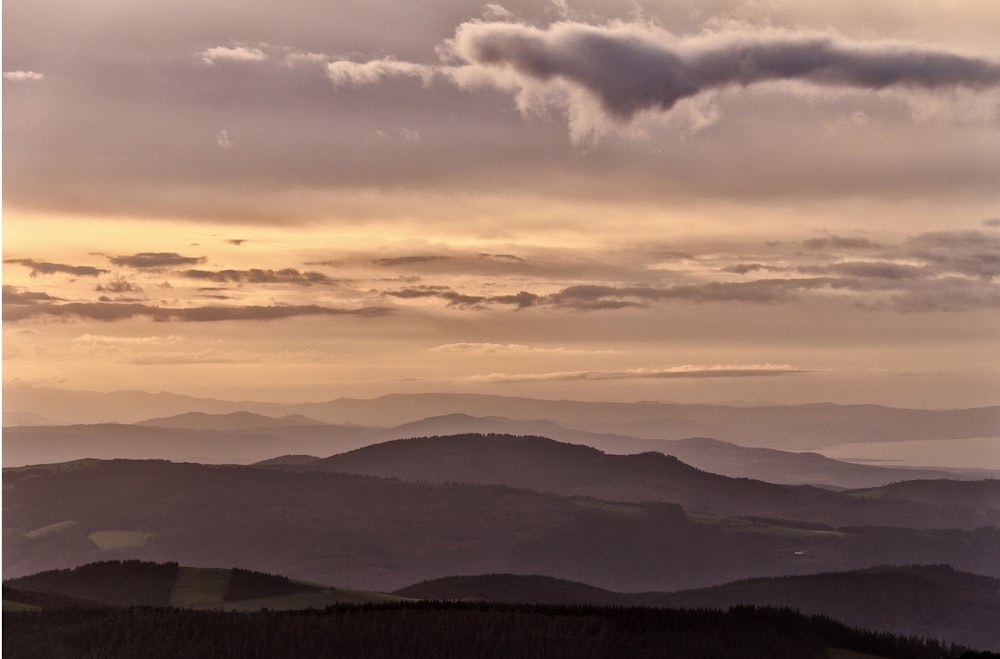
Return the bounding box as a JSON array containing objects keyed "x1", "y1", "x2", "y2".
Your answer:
[
  {"x1": 168, "y1": 567, "x2": 233, "y2": 608},
  {"x1": 88, "y1": 530, "x2": 151, "y2": 550},
  {"x1": 25, "y1": 520, "x2": 78, "y2": 539},
  {"x1": 3, "y1": 599, "x2": 42, "y2": 612},
  {"x1": 686, "y1": 512, "x2": 845, "y2": 538}
]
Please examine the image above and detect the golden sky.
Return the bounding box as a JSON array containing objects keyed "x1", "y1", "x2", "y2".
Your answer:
[{"x1": 3, "y1": 0, "x2": 1000, "y2": 406}]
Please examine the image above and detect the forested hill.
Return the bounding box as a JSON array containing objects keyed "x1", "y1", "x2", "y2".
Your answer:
[{"x1": 3, "y1": 602, "x2": 982, "y2": 659}]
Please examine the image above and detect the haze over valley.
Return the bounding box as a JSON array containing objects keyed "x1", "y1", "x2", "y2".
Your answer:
[{"x1": 4, "y1": 0, "x2": 1000, "y2": 655}]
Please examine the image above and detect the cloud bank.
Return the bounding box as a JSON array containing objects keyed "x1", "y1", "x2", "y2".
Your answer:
[{"x1": 328, "y1": 21, "x2": 1000, "y2": 141}]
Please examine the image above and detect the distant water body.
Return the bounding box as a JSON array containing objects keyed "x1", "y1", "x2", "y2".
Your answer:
[{"x1": 818, "y1": 436, "x2": 1000, "y2": 471}]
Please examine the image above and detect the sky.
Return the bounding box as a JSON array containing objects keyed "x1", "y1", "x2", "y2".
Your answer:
[{"x1": 3, "y1": 0, "x2": 1000, "y2": 407}]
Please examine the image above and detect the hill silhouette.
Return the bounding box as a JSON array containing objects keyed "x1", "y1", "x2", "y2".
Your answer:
[
  {"x1": 5, "y1": 457, "x2": 1000, "y2": 593},
  {"x1": 393, "y1": 565, "x2": 1000, "y2": 651},
  {"x1": 278, "y1": 433, "x2": 1000, "y2": 529}
]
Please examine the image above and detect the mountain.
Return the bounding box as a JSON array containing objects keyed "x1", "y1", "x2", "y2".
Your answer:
[
  {"x1": 5, "y1": 457, "x2": 999, "y2": 593},
  {"x1": 6, "y1": 384, "x2": 997, "y2": 450},
  {"x1": 135, "y1": 411, "x2": 328, "y2": 431},
  {"x1": 392, "y1": 573, "x2": 633, "y2": 606},
  {"x1": 8, "y1": 411, "x2": 994, "y2": 489},
  {"x1": 4, "y1": 560, "x2": 404, "y2": 611},
  {"x1": 5, "y1": 599, "x2": 966, "y2": 659},
  {"x1": 392, "y1": 565, "x2": 1000, "y2": 652},
  {"x1": 349, "y1": 413, "x2": 970, "y2": 488},
  {"x1": 272, "y1": 434, "x2": 1000, "y2": 529},
  {"x1": 640, "y1": 565, "x2": 1000, "y2": 652}
]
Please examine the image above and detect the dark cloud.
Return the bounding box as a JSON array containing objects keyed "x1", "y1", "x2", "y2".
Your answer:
[
  {"x1": 374, "y1": 256, "x2": 452, "y2": 267},
  {"x1": 110, "y1": 253, "x2": 206, "y2": 269},
  {"x1": 478, "y1": 253, "x2": 527, "y2": 263},
  {"x1": 181, "y1": 268, "x2": 338, "y2": 286},
  {"x1": 3, "y1": 300, "x2": 393, "y2": 323},
  {"x1": 797, "y1": 261, "x2": 925, "y2": 280},
  {"x1": 3, "y1": 258, "x2": 108, "y2": 277},
  {"x1": 451, "y1": 22, "x2": 1000, "y2": 122},
  {"x1": 487, "y1": 291, "x2": 540, "y2": 309},
  {"x1": 889, "y1": 276, "x2": 1000, "y2": 312},
  {"x1": 2, "y1": 285, "x2": 62, "y2": 304},
  {"x1": 545, "y1": 280, "x2": 823, "y2": 309},
  {"x1": 96, "y1": 275, "x2": 144, "y2": 294},
  {"x1": 226, "y1": 239, "x2": 247, "y2": 246},
  {"x1": 983, "y1": 218, "x2": 1000, "y2": 227},
  {"x1": 905, "y1": 230, "x2": 1000, "y2": 279},
  {"x1": 801, "y1": 236, "x2": 881, "y2": 250},
  {"x1": 385, "y1": 286, "x2": 485, "y2": 307},
  {"x1": 721, "y1": 263, "x2": 787, "y2": 275}
]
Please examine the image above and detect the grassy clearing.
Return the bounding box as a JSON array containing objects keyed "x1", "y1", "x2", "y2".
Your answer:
[
  {"x1": 827, "y1": 648, "x2": 889, "y2": 659},
  {"x1": 168, "y1": 568, "x2": 233, "y2": 608},
  {"x1": 685, "y1": 512, "x2": 844, "y2": 538},
  {"x1": 571, "y1": 499, "x2": 646, "y2": 518},
  {"x1": 25, "y1": 520, "x2": 78, "y2": 539},
  {"x1": 3, "y1": 599, "x2": 42, "y2": 612},
  {"x1": 218, "y1": 588, "x2": 412, "y2": 611},
  {"x1": 88, "y1": 530, "x2": 151, "y2": 550}
]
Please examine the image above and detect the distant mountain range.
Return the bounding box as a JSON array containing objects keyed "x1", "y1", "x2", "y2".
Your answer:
[
  {"x1": 6, "y1": 410, "x2": 996, "y2": 489},
  {"x1": 6, "y1": 384, "x2": 998, "y2": 450},
  {"x1": 5, "y1": 441, "x2": 999, "y2": 593},
  {"x1": 265, "y1": 434, "x2": 1000, "y2": 529}
]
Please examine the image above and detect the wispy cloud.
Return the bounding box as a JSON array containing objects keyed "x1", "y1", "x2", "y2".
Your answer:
[
  {"x1": 200, "y1": 45, "x2": 268, "y2": 65},
  {"x1": 4, "y1": 258, "x2": 109, "y2": 277},
  {"x1": 180, "y1": 268, "x2": 339, "y2": 286},
  {"x1": 110, "y1": 252, "x2": 206, "y2": 269},
  {"x1": 463, "y1": 364, "x2": 807, "y2": 384},
  {"x1": 3, "y1": 70, "x2": 44, "y2": 82},
  {"x1": 374, "y1": 256, "x2": 452, "y2": 267},
  {"x1": 430, "y1": 342, "x2": 617, "y2": 355},
  {"x1": 3, "y1": 298, "x2": 393, "y2": 323}
]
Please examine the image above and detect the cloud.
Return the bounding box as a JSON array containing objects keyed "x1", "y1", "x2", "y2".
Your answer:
[
  {"x1": 4, "y1": 258, "x2": 109, "y2": 277},
  {"x1": 983, "y1": 218, "x2": 1000, "y2": 227},
  {"x1": 721, "y1": 263, "x2": 787, "y2": 275},
  {"x1": 905, "y1": 230, "x2": 1000, "y2": 279},
  {"x1": 797, "y1": 261, "x2": 925, "y2": 280},
  {"x1": 200, "y1": 45, "x2": 268, "y2": 65},
  {"x1": 226, "y1": 239, "x2": 247, "y2": 245},
  {"x1": 70, "y1": 334, "x2": 183, "y2": 347},
  {"x1": 889, "y1": 276, "x2": 1000, "y2": 312},
  {"x1": 327, "y1": 58, "x2": 433, "y2": 86},
  {"x1": 216, "y1": 129, "x2": 233, "y2": 149},
  {"x1": 374, "y1": 256, "x2": 452, "y2": 267},
  {"x1": 463, "y1": 364, "x2": 807, "y2": 384},
  {"x1": 96, "y1": 275, "x2": 144, "y2": 294},
  {"x1": 478, "y1": 253, "x2": 527, "y2": 263},
  {"x1": 801, "y1": 235, "x2": 882, "y2": 250},
  {"x1": 2, "y1": 285, "x2": 62, "y2": 304},
  {"x1": 331, "y1": 20, "x2": 1000, "y2": 142},
  {"x1": 110, "y1": 252, "x2": 206, "y2": 269},
  {"x1": 3, "y1": 301, "x2": 393, "y2": 323},
  {"x1": 431, "y1": 342, "x2": 616, "y2": 354},
  {"x1": 180, "y1": 268, "x2": 338, "y2": 285},
  {"x1": 3, "y1": 70, "x2": 44, "y2": 82},
  {"x1": 384, "y1": 286, "x2": 485, "y2": 307},
  {"x1": 448, "y1": 22, "x2": 1000, "y2": 120}
]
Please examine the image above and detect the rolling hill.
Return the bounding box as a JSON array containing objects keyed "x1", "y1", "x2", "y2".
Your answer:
[
  {"x1": 271, "y1": 433, "x2": 1000, "y2": 529},
  {"x1": 5, "y1": 457, "x2": 999, "y2": 593},
  {"x1": 4, "y1": 560, "x2": 404, "y2": 611},
  {"x1": 392, "y1": 565, "x2": 1000, "y2": 652}
]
